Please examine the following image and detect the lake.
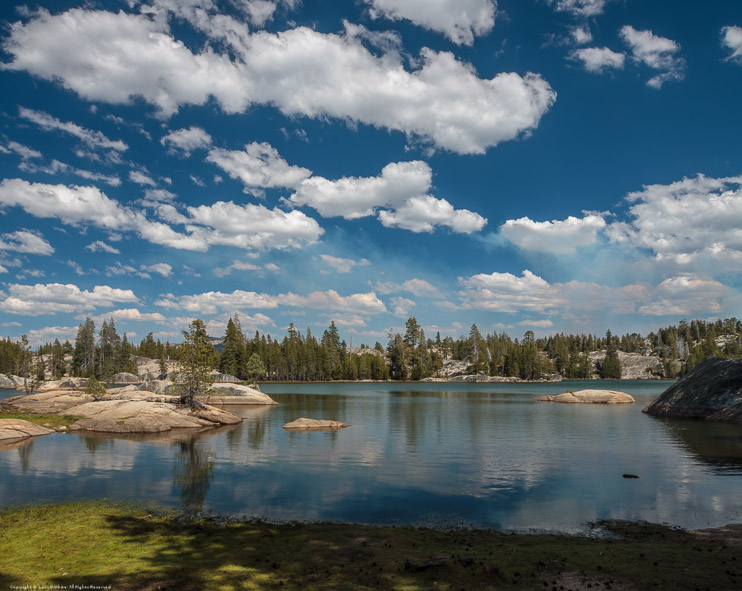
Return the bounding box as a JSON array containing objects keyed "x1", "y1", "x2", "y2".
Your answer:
[{"x1": 2, "y1": 380, "x2": 741, "y2": 533}]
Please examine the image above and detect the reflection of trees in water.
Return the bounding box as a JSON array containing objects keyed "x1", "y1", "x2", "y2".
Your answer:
[
  {"x1": 84, "y1": 436, "x2": 113, "y2": 454},
  {"x1": 658, "y1": 418, "x2": 742, "y2": 473},
  {"x1": 173, "y1": 437, "x2": 215, "y2": 511},
  {"x1": 247, "y1": 419, "x2": 266, "y2": 450},
  {"x1": 17, "y1": 440, "x2": 33, "y2": 473}
]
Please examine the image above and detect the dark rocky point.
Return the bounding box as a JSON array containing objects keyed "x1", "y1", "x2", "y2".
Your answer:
[{"x1": 642, "y1": 357, "x2": 742, "y2": 424}]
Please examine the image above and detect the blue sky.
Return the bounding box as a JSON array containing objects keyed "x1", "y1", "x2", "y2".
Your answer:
[{"x1": 0, "y1": 0, "x2": 741, "y2": 346}]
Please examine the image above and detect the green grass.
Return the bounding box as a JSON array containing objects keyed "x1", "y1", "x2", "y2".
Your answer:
[
  {"x1": 0, "y1": 501, "x2": 740, "y2": 590},
  {"x1": 0, "y1": 408, "x2": 80, "y2": 428}
]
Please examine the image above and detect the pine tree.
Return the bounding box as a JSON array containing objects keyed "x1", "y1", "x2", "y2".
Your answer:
[{"x1": 173, "y1": 319, "x2": 215, "y2": 409}]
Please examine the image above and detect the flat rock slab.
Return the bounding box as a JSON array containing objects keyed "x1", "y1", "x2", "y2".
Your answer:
[
  {"x1": 535, "y1": 390, "x2": 635, "y2": 404},
  {"x1": 38, "y1": 377, "x2": 89, "y2": 391},
  {"x1": 205, "y1": 383, "x2": 279, "y2": 405},
  {"x1": 0, "y1": 419, "x2": 54, "y2": 443},
  {"x1": 283, "y1": 417, "x2": 349, "y2": 431},
  {"x1": 2, "y1": 390, "x2": 95, "y2": 413}
]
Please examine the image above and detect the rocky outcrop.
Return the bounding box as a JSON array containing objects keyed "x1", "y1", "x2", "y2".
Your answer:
[
  {"x1": 283, "y1": 417, "x2": 349, "y2": 430},
  {"x1": 536, "y1": 390, "x2": 635, "y2": 404},
  {"x1": 205, "y1": 383, "x2": 278, "y2": 405},
  {"x1": 134, "y1": 379, "x2": 175, "y2": 395},
  {"x1": 114, "y1": 372, "x2": 139, "y2": 383},
  {"x1": 643, "y1": 358, "x2": 742, "y2": 424},
  {"x1": 1, "y1": 389, "x2": 242, "y2": 433},
  {"x1": 38, "y1": 377, "x2": 89, "y2": 391},
  {"x1": 211, "y1": 372, "x2": 240, "y2": 383},
  {"x1": 2, "y1": 390, "x2": 95, "y2": 413},
  {"x1": 588, "y1": 351, "x2": 664, "y2": 379},
  {"x1": 0, "y1": 374, "x2": 18, "y2": 387},
  {"x1": 0, "y1": 419, "x2": 54, "y2": 443}
]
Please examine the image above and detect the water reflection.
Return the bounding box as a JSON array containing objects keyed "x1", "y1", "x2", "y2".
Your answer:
[
  {"x1": 173, "y1": 437, "x2": 214, "y2": 511},
  {"x1": 655, "y1": 418, "x2": 742, "y2": 474}
]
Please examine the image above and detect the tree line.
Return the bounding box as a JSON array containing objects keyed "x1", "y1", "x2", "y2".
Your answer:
[{"x1": 7, "y1": 315, "x2": 742, "y2": 383}]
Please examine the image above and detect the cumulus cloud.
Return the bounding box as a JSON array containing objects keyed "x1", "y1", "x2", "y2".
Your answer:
[
  {"x1": 606, "y1": 174, "x2": 742, "y2": 268},
  {"x1": 570, "y1": 47, "x2": 625, "y2": 73},
  {"x1": 0, "y1": 230, "x2": 54, "y2": 255},
  {"x1": 364, "y1": 0, "x2": 496, "y2": 46},
  {"x1": 276, "y1": 290, "x2": 387, "y2": 315},
  {"x1": 319, "y1": 255, "x2": 371, "y2": 274},
  {"x1": 161, "y1": 126, "x2": 213, "y2": 155},
  {"x1": 18, "y1": 106, "x2": 127, "y2": 153},
  {"x1": 0, "y1": 178, "x2": 323, "y2": 252},
  {"x1": 129, "y1": 170, "x2": 157, "y2": 186},
  {"x1": 2, "y1": 8, "x2": 555, "y2": 154},
  {"x1": 207, "y1": 142, "x2": 312, "y2": 194},
  {"x1": 378, "y1": 195, "x2": 487, "y2": 233},
  {"x1": 0, "y1": 282, "x2": 138, "y2": 316},
  {"x1": 458, "y1": 269, "x2": 733, "y2": 319},
  {"x1": 547, "y1": 0, "x2": 607, "y2": 17},
  {"x1": 84, "y1": 308, "x2": 169, "y2": 325},
  {"x1": 212, "y1": 260, "x2": 280, "y2": 277},
  {"x1": 499, "y1": 214, "x2": 606, "y2": 253},
  {"x1": 722, "y1": 26, "x2": 742, "y2": 63},
  {"x1": 288, "y1": 160, "x2": 487, "y2": 233},
  {"x1": 620, "y1": 25, "x2": 685, "y2": 88},
  {"x1": 141, "y1": 262, "x2": 173, "y2": 277},
  {"x1": 570, "y1": 26, "x2": 592, "y2": 45},
  {"x1": 390, "y1": 296, "x2": 416, "y2": 316}
]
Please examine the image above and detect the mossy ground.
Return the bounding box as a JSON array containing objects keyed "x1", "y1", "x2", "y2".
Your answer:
[
  {"x1": 1, "y1": 502, "x2": 740, "y2": 590},
  {"x1": 0, "y1": 407, "x2": 80, "y2": 428}
]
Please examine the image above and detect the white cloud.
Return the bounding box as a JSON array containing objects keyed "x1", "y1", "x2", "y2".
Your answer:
[
  {"x1": 186, "y1": 200, "x2": 324, "y2": 250},
  {"x1": 620, "y1": 25, "x2": 685, "y2": 88},
  {"x1": 213, "y1": 260, "x2": 275, "y2": 277},
  {"x1": 319, "y1": 254, "x2": 371, "y2": 274},
  {"x1": 0, "y1": 229, "x2": 54, "y2": 255},
  {"x1": 378, "y1": 195, "x2": 487, "y2": 233},
  {"x1": 0, "y1": 282, "x2": 138, "y2": 316},
  {"x1": 570, "y1": 26, "x2": 592, "y2": 45},
  {"x1": 66, "y1": 260, "x2": 85, "y2": 275},
  {"x1": 161, "y1": 126, "x2": 213, "y2": 155},
  {"x1": 24, "y1": 325, "x2": 78, "y2": 346},
  {"x1": 606, "y1": 174, "x2": 742, "y2": 268},
  {"x1": 722, "y1": 26, "x2": 742, "y2": 63},
  {"x1": 547, "y1": 0, "x2": 606, "y2": 17},
  {"x1": 85, "y1": 240, "x2": 121, "y2": 254},
  {"x1": 458, "y1": 269, "x2": 735, "y2": 319},
  {"x1": 18, "y1": 158, "x2": 121, "y2": 186},
  {"x1": 18, "y1": 106, "x2": 127, "y2": 152},
  {"x1": 155, "y1": 290, "x2": 279, "y2": 314},
  {"x1": 516, "y1": 318, "x2": 553, "y2": 328},
  {"x1": 4, "y1": 140, "x2": 42, "y2": 160},
  {"x1": 374, "y1": 278, "x2": 441, "y2": 297},
  {"x1": 500, "y1": 214, "x2": 606, "y2": 253},
  {"x1": 570, "y1": 47, "x2": 625, "y2": 73},
  {"x1": 0, "y1": 178, "x2": 322, "y2": 252},
  {"x1": 207, "y1": 142, "x2": 312, "y2": 194},
  {"x1": 129, "y1": 170, "x2": 157, "y2": 186},
  {"x1": 289, "y1": 161, "x2": 431, "y2": 219},
  {"x1": 288, "y1": 160, "x2": 486, "y2": 233},
  {"x1": 277, "y1": 290, "x2": 388, "y2": 315},
  {"x1": 141, "y1": 262, "x2": 173, "y2": 277},
  {"x1": 2, "y1": 8, "x2": 555, "y2": 154},
  {"x1": 364, "y1": 0, "x2": 496, "y2": 46},
  {"x1": 390, "y1": 296, "x2": 416, "y2": 316},
  {"x1": 84, "y1": 308, "x2": 168, "y2": 325}
]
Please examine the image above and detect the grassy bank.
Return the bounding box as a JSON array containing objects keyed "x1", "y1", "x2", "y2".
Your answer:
[
  {"x1": 0, "y1": 407, "x2": 80, "y2": 429},
  {"x1": 1, "y1": 502, "x2": 740, "y2": 590}
]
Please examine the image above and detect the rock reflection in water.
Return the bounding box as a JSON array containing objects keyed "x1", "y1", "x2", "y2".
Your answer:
[{"x1": 657, "y1": 418, "x2": 742, "y2": 474}]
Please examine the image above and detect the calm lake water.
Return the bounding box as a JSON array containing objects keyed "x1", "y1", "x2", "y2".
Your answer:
[{"x1": 2, "y1": 380, "x2": 742, "y2": 532}]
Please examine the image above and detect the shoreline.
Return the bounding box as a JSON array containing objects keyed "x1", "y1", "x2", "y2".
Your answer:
[{"x1": 1, "y1": 501, "x2": 739, "y2": 590}]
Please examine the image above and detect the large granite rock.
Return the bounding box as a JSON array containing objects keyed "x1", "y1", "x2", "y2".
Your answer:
[
  {"x1": 211, "y1": 372, "x2": 240, "y2": 383},
  {"x1": 0, "y1": 419, "x2": 54, "y2": 443},
  {"x1": 114, "y1": 372, "x2": 140, "y2": 383},
  {"x1": 536, "y1": 389, "x2": 635, "y2": 404},
  {"x1": 38, "y1": 377, "x2": 88, "y2": 391},
  {"x1": 0, "y1": 374, "x2": 17, "y2": 387},
  {"x1": 643, "y1": 358, "x2": 742, "y2": 424},
  {"x1": 2, "y1": 390, "x2": 95, "y2": 413},
  {"x1": 1, "y1": 389, "x2": 242, "y2": 433},
  {"x1": 205, "y1": 383, "x2": 278, "y2": 405},
  {"x1": 283, "y1": 417, "x2": 349, "y2": 431},
  {"x1": 135, "y1": 379, "x2": 175, "y2": 395}
]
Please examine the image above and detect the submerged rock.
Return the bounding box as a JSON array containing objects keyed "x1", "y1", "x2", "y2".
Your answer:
[
  {"x1": 283, "y1": 417, "x2": 349, "y2": 431},
  {"x1": 0, "y1": 419, "x2": 54, "y2": 444},
  {"x1": 643, "y1": 358, "x2": 742, "y2": 424},
  {"x1": 205, "y1": 383, "x2": 278, "y2": 405},
  {"x1": 535, "y1": 390, "x2": 635, "y2": 404}
]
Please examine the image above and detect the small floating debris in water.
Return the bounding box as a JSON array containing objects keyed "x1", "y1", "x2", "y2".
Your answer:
[{"x1": 622, "y1": 474, "x2": 640, "y2": 479}]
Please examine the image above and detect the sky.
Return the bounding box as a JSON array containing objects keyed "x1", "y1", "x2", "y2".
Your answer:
[{"x1": 0, "y1": 0, "x2": 741, "y2": 347}]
